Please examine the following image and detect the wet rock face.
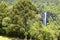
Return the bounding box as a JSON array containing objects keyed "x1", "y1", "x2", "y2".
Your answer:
[{"x1": 40, "y1": 12, "x2": 58, "y2": 25}]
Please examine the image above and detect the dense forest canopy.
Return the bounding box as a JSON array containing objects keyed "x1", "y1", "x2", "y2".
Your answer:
[
  {"x1": 0, "y1": 0, "x2": 60, "y2": 40},
  {"x1": 32, "y1": 0, "x2": 60, "y2": 26}
]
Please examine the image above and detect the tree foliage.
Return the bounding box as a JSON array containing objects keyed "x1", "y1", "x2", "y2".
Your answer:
[{"x1": 0, "y1": 0, "x2": 60, "y2": 40}]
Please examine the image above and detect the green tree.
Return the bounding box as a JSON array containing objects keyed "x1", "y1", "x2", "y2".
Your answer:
[
  {"x1": 2, "y1": 0, "x2": 38, "y2": 39},
  {"x1": 0, "y1": 1, "x2": 8, "y2": 28}
]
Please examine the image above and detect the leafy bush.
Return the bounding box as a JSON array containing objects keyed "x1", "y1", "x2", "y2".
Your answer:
[{"x1": 0, "y1": 28, "x2": 6, "y2": 35}]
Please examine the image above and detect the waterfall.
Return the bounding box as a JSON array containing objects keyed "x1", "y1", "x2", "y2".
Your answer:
[
  {"x1": 43, "y1": 12, "x2": 47, "y2": 25},
  {"x1": 45, "y1": 12, "x2": 47, "y2": 25}
]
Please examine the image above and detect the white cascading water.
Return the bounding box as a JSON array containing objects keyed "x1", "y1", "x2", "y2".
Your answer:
[
  {"x1": 43, "y1": 12, "x2": 47, "y2": 25},
  {"x1": 45, "y1": 12, "x2": 47, "y2": 25}
]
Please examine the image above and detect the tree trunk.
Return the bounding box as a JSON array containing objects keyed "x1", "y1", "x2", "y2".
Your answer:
[
  {"x1": 24, "y1": 35, "x2": 27, "y2": 40},
  {"x1": 54, "y1": 36, "x2": 57, "y2": 40}
]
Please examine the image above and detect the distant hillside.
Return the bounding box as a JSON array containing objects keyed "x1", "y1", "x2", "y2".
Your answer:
[
  {"x1": 0, "y1": 0, "x2": 16, "y2": 5},
  {"x1": 0, "y1": 0, "x2": 59, "y2": 5}
]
